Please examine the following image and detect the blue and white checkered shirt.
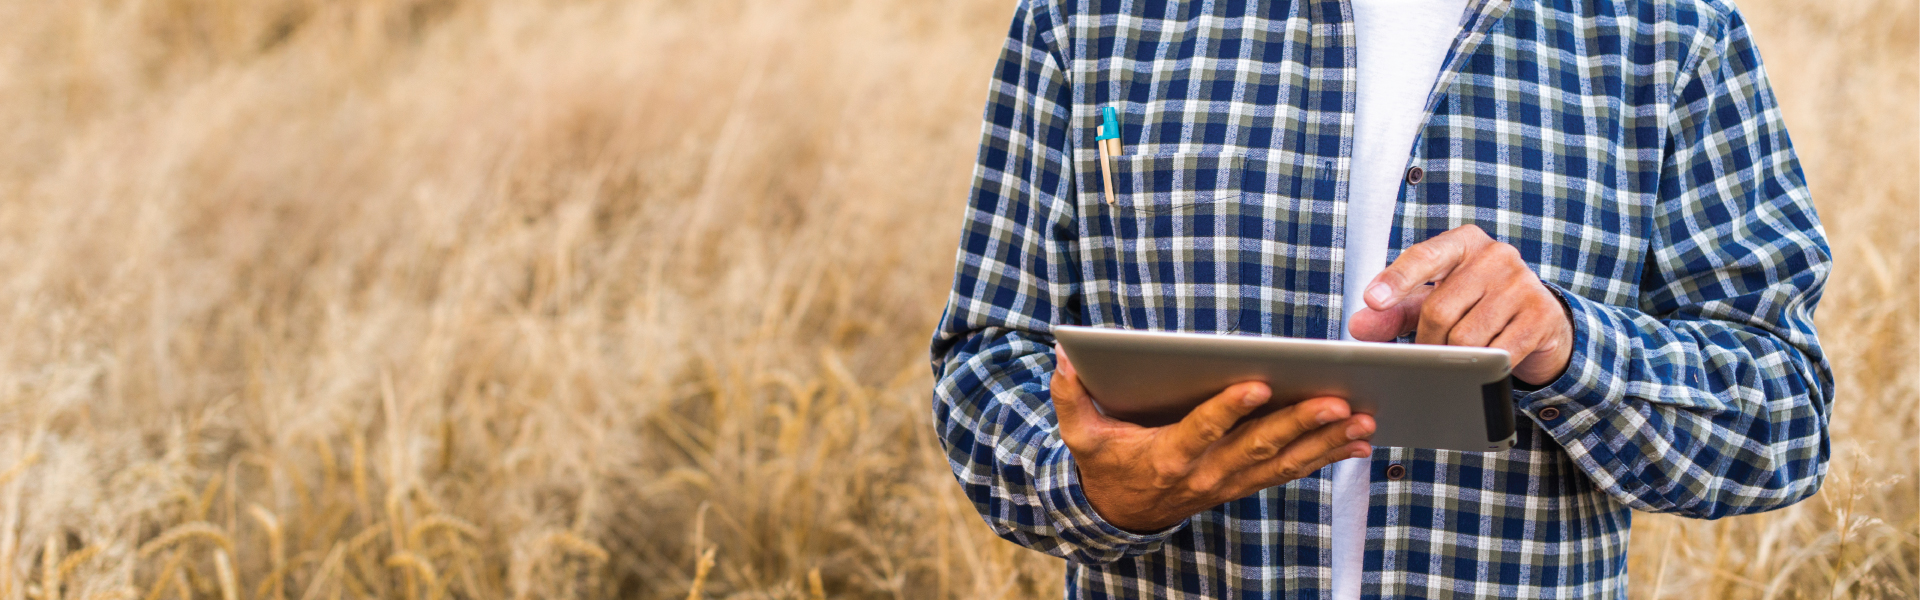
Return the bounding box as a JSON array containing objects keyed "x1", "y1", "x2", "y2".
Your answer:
[{"x1": 929, "y1": 0, "x2": 1833, "y2": 597}]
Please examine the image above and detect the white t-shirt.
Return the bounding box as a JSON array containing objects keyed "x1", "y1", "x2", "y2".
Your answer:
[{"x1": 1332, "y1": 1, "x2": 1469, "y2": 598}]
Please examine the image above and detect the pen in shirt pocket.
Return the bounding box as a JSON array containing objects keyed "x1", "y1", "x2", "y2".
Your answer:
[{"x1": 1096, "y1": 106, "x2": 1122, "y2": 206}]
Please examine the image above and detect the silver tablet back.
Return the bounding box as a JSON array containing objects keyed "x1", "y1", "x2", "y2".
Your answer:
[{"x1": 1053, "y1": 325, "x2": 1517, "y2": 452}]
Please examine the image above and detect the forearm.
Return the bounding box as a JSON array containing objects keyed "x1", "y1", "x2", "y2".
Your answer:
[
  {"x1": 1523, "y1": 282, "x2": 1832, "y2": 518},
  {"x1": 932, "y1": 327, "x2": 1178, "y2": 563}
]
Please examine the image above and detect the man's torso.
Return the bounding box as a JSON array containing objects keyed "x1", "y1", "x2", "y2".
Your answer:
[{"x1": 1044, "y1": 0, "x2": 1719, "y2": 596}]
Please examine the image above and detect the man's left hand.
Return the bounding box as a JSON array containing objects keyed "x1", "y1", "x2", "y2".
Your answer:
[{"x1": 1348, "y1": 225, "x2": 1573, "y2": 385}]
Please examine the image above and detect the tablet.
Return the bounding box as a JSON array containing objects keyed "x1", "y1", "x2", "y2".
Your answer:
[{"x1": 1052, "y1": 325, "x2": 1516, "y2": 452}]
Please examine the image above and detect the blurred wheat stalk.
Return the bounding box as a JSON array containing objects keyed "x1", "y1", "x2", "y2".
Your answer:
[{"x1": 0, "y1": 0, "x2": 1909, "y2": 598}]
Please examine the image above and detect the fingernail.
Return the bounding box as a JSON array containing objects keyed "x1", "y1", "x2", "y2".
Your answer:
[
  {"x1": 1366, "y1": 282, "x2": 1391, "y2": 306},
  {"x1": 1351, "y1": 448, "x2": 1370, "y2": 459},
  {"x1": 1315, "y1": 410, "x2": 1337, "y2": 425},
  {"x1": 1346, "y1": 422, "x2": 1370, "y2": 440},
  {"x1": 1243, "y1": 388, "x2": 1270, "y2": 407}
]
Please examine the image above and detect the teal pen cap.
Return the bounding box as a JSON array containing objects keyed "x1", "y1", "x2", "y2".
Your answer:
[{"x1": 1097, "y1": 106, "x2": 1120, "y2": 141}]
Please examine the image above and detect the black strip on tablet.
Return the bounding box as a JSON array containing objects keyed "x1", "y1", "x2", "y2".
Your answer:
[{"x1": 1482, "y1": 378, "x2": 1517, "y2": 443}]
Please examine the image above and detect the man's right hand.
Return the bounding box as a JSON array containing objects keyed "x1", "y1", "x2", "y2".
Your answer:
[{"x1": 1052, "y1": 346, "x2": 1376, "y2": 533}]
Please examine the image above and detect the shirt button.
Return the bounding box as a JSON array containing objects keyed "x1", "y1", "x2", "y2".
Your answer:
[
  {"x1": 1539, "y1": 407, "x2": 1562, "y2": 421},
  {"x1": 1405, "y1": 165, "x2": 1425, "y2": 185},
  {"x1": 1385, "y1": 464, "x2": 1407, "y2": 480}
]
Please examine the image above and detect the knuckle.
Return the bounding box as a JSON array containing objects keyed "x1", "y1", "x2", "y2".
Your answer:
[
  {"x1": 1149, "y1": 457, "x2": 1188, "y2": 487},
  {"x1": 1469, "y1": 241, "x2": 1514, "y2": 267},
  {"x1": 1183, "y1": 473, "x2": 1219, "y2": 497},
  {"x1": 1150, "y1": 471, "x2": 1183, "y2": 492},
  {"x1": 1193, "y1": 421, "x2": 1228, "y2": 445},
  {"x1": 1401, "y1": 244, "x2": 1437, "y2": 266},
  {"x1": 1535, "y1": 329, "x2": 1563, "y2": 354},
  {"x1": 1204, "y1": 425, "x2": 1231, "y2": 446},
  {"x1": 1473, "y1": 244, "x2": 1504, "y2": 265},
  {"x1": 1468, "y1": 227, "x2": 1494, "y2": 245},
  {"x1": 1447, "y1": 326, "x2": 1476, "y2": 346},
  {"x1": 1272, "y1": 462, "x2": 1307, "y2": 482},
  {"x1": 1244, "y1": 436, "x2": 1282, "y2": 461}
]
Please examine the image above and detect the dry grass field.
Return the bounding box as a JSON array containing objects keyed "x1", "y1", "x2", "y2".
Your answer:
[{"x1": 0, "y1": 0, "x2": 1910, "y2": 598}]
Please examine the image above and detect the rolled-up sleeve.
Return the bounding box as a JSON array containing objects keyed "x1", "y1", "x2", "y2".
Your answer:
[
  {"x1": 927, "y1": 0, "x2": 1180, "y2": 564},
  {"x1": 1519, "y1": 11, "x2": 1834, "y2": 519}
]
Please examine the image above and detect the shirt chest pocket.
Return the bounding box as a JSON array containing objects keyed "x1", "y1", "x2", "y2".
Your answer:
[
  {"x1": 1091, "y1": 152, "x2": 1336, "y2": 336},
  {"x1": 1109, "y1": 153, "x2": 1246, "y2": 211}
]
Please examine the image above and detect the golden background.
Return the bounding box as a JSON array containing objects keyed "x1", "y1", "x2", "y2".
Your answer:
[{"x1": 0, "y1": 0, "x2": 1911, "y2": 598}]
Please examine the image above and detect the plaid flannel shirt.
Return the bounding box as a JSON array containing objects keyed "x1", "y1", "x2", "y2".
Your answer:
[{"x1": 929, "y1": 0, "x2": 1833, "y2": 597}]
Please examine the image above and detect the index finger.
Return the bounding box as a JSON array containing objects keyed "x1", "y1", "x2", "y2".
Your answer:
[
  {"x1": 1165, "y1": 381, "x2": 1272, "y2": 458},
  {"x1": 1366, "y1": 225, "x2": 1494, "y2": 310}
]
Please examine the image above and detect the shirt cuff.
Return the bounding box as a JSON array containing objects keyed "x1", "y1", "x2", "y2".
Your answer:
[
  {"x1": 1516, "y1": 282, "x2": 1628, "y2": 436},
  {"x1": 1035, "y1": 444, "x2": 1184, "y2": 559}
]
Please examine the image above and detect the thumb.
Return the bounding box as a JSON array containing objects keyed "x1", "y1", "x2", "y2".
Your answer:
[
  {"x1": 1348, "y1": 285, "x2": 1431, "y2": 341},
  {"x1": 1050, "y1": 344, "x2": 1093, "y2": 428}
]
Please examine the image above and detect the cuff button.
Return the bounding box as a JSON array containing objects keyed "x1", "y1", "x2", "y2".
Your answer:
[{"x1": 1539, "y1": 407, "x2": 1562, "y2": 421}]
